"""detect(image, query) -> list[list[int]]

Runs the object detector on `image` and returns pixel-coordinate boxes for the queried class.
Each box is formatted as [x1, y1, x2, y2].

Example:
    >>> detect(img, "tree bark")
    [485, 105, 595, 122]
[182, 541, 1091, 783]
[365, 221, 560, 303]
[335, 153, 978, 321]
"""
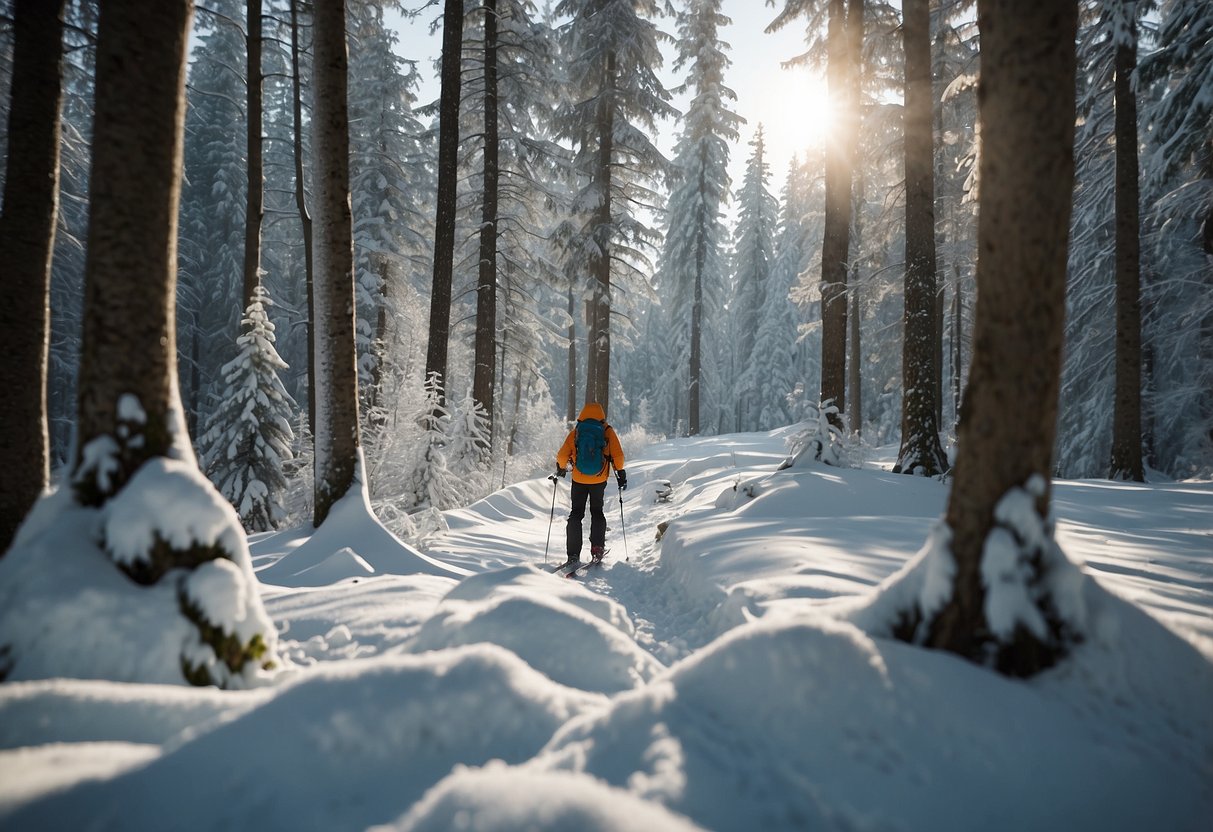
[473, 0, 499, 447]
[819, 0, 862, 425]
[689, 163, 707, 437]
[1109, 9, 1143, 482]
[289, 0, 315, 438]
[425, 0, 464, 409]
[928, 0, 1078, 676]
[0, 0, 64, 551]
[242, 0, 264, 315]
[567, 284, 577, 422]
[895, 0, 947, 476]
[311, 0, 361, 527]
[74, 0, 195, 504]
[585, 49, 616, 414]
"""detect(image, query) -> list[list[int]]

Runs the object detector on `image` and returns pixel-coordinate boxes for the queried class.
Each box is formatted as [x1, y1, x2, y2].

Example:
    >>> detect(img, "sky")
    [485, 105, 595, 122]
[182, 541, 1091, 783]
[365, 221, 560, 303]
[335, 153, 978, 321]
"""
[2, 427, 1211, 829]
[390, 1, 832, 205]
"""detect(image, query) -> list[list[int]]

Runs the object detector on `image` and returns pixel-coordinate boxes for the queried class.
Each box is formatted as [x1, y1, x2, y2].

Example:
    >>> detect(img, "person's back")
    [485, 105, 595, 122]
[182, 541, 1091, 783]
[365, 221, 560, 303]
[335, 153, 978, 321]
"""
[555, 402, 627, 564]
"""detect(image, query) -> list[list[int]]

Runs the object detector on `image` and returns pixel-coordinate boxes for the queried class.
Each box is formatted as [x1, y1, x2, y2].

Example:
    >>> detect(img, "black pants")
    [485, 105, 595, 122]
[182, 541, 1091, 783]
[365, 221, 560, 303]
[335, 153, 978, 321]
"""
[566, 479, 607, 559]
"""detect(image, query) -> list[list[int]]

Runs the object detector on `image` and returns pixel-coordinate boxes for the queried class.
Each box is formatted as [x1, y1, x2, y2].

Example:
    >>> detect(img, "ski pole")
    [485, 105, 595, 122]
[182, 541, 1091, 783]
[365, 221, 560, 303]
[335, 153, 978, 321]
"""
[617, 483, 629, 562]
[544, 474, 558, 565]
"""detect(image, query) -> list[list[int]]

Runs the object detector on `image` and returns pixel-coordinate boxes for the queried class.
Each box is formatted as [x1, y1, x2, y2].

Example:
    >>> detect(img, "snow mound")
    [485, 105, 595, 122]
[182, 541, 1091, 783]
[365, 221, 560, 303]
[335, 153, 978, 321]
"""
[0, 499, 193, 684]
[5, 646, 606, 832]
[257, 477, 468, 585]
[443, 565, 636, 636]
[539, 614, 1213, 831]
[0, 678, 269, 749]
[407, 589, 663, 694]
[378, 762, 706, 831]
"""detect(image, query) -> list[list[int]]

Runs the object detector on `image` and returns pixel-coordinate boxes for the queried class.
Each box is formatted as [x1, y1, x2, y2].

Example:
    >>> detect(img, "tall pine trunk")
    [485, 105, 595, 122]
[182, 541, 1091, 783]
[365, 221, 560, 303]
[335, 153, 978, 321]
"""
[1109, 8, 1143, 481]
[0, 0, 64, 551]
[894, 0, 947, 476]
[473, 0, 499, 447]
[585, 50, 616, 413]
[74, 0, 195, 503]
[567, 284, 577, 423]
[242, 0, 264, 314]
[425, 0, 464, 409]
[311, 0, 361, 527]
[689, 175, 705, 437]
[290, 0, 315, 437]
[927, 0, 1078, 676]
[820, 0, 862, 425]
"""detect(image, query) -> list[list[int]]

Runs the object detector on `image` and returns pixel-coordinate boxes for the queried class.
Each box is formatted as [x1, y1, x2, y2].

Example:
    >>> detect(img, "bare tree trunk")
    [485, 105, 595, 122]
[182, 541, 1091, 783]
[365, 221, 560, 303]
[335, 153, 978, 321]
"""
[586, 49, 616, 413]
[287, 0, 316, 437]
[1109, 9, 1143, 482]
[928, 0, 1078, 676]
[848, 170, 865, 436]
[567, 284, 577, 422]
[951, 263, 963, 427]
[820, 0, 862, 425]
[311, 0, 361, 527]
[895, 0, 947, 476]
[0, 0, 64, 551]
[425, 0, 464, 409]
[289, 0, 315, 438]
[74, 0, 195, 505]
[242, 0, 264, 314]
[473, 0, 499, 447]
[689, 168, 706, 436]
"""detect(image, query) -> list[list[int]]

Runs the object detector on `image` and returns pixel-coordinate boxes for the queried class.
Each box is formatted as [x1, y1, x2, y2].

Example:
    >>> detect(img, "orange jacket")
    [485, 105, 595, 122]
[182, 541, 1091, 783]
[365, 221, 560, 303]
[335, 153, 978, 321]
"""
[557, 402, 626, 484]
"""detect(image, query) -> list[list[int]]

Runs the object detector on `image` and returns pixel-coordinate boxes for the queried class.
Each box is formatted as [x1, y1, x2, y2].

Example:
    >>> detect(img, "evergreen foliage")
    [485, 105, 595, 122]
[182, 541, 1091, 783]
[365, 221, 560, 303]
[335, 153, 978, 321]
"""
[200, 288, 297, 532]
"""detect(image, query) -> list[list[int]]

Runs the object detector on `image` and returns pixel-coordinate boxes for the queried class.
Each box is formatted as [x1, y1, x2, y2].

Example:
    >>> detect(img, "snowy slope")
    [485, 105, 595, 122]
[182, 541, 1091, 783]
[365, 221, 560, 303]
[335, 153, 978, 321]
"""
[1, 430, 1210, 830]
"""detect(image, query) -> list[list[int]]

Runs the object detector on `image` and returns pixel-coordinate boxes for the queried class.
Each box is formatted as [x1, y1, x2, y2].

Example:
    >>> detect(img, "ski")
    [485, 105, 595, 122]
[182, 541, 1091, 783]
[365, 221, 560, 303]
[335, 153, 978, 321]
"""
[569, 549, 609, 578]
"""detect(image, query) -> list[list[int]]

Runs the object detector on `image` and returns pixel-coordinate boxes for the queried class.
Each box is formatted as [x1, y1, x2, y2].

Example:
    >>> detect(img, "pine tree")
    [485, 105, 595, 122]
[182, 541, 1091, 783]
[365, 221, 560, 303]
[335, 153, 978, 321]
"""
[554, 0, 675, 411]
[72, 0, 278, 687]
[200, 288, 296, 532]
[425, 0, 465, 409]
[658, 0, 741, 436]
[311, 0, 363, 526]
[347, 1, 429, 414]
[923, 0, 1080, 676]
[179, 0, 248, 432]
[893, 0, 947, 476]
[1137, 0, 1213, 477]
[729, 127, 779, 432]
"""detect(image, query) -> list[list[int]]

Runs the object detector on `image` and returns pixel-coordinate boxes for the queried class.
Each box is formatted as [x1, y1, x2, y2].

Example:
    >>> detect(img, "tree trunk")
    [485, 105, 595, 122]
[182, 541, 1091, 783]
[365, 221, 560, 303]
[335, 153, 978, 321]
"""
[689, 232, 704, 437]
[311, 0, 361, 527]
[586, 49, 616, 413]
[473, 0, 499, 447]
[0, 0, 64, 551]
[1109, 10, 1143, 482]
[242, 0, 264, 315]
[894, 0, 947, 476]
[290, 0, 315, 438]
[425, 0, 464, 409]
[848, 170, 865, 436]
[928, 0, 1078, 676]
[819, 0, 862, 424]
[951, 263, 963, 427]
[567, 284, 577, 422]
[74, 0, 195, 505]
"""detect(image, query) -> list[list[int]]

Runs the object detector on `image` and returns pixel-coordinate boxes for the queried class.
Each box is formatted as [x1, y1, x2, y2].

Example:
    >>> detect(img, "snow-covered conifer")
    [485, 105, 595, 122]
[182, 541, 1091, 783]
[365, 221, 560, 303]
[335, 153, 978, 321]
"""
[200, 288, 297, 532]
[655, 0, 741, 436]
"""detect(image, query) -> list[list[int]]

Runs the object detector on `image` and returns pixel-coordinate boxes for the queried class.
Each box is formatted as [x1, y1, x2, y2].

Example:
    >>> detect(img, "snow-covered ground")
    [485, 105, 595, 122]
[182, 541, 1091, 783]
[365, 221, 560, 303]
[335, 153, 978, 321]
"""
[1, 429, 1211, 830]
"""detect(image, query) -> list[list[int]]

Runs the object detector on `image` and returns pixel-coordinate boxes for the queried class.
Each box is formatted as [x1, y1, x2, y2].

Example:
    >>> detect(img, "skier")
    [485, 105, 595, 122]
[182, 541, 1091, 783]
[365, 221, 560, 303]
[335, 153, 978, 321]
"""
[555, 402, 627, 568]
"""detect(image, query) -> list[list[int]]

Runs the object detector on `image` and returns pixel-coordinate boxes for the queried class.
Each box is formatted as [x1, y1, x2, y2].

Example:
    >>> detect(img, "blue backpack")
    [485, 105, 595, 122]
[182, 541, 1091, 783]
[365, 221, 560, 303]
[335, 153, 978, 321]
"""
[574, 419, 607, 476]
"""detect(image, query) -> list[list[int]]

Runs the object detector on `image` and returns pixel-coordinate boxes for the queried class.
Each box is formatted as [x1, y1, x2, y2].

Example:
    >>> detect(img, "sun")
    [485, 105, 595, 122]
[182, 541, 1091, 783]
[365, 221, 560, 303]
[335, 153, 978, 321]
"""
[752, 64, 835, 161]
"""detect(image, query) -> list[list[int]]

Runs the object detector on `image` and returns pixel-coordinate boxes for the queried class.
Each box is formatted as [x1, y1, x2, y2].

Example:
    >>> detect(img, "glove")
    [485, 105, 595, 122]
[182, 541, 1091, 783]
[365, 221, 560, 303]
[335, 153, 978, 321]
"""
[556, 466, 567, 478]
[616, 470, 627, 491]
